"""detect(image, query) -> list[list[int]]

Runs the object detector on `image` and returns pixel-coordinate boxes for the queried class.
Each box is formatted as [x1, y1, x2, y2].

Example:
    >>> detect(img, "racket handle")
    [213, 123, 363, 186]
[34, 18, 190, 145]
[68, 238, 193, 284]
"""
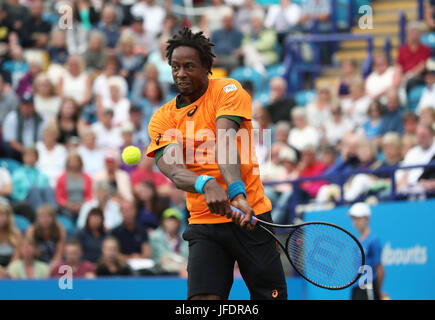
[230, 205, 258, 226]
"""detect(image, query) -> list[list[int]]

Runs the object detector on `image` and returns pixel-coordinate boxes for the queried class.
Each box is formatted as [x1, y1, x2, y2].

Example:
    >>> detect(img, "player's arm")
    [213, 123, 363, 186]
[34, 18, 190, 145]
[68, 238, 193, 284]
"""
[156, 143, 232, 217]
[215, 117, 254, 229]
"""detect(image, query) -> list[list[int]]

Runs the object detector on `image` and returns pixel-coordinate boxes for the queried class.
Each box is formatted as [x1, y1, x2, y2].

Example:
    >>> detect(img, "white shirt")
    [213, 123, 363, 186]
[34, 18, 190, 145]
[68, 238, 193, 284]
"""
[61, 72, 88, 104]
[76, 199, 123, 231]
[365, 67, 395, 98]
[288, 126, 320, 151]
[398, 140, 435, 186]
[91, 122, 123, 150]
[416, 83, 435, 114]
[130, 2, 166, 35]
[102, 97, 131, 127]
[341, 95, 372, 128]
[77, 145, 105, 176]
[265, 3, 301, 32]
[324, 119, 354, 146]
[306, 102, 332, 129]
[92, 74, 128, 102]
[34, 95, 62, 121]
[36, 141, 68, 188]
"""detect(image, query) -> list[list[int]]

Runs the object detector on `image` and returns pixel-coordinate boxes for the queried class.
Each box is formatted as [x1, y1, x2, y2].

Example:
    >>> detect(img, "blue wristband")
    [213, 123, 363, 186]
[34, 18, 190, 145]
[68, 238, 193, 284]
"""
[195, 175, 215, 194]
[227, 181, 247, 201]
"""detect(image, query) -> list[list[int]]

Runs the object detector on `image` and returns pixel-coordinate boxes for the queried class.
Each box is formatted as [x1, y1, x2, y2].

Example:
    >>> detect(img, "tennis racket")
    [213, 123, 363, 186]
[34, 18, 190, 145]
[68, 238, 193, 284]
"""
[230, 206, 365, 290]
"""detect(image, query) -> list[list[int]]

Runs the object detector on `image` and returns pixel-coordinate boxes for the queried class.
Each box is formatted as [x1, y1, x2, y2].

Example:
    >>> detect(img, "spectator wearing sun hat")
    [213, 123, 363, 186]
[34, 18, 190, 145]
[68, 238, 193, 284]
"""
[348, 202, 385, 300]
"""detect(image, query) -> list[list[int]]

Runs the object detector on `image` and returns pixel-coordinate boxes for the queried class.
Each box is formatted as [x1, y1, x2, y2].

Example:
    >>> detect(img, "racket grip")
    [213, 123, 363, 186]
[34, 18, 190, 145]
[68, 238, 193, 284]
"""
[230, 205, 258, 226]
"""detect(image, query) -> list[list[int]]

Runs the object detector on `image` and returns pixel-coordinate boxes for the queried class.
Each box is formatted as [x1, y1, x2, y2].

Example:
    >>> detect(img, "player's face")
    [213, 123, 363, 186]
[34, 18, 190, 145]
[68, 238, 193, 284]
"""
[171, 46, 209, 98]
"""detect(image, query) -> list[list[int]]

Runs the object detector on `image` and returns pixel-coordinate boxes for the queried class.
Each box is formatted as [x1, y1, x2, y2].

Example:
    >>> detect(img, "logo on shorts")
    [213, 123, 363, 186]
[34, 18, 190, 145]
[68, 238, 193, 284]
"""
[187, 105, 198, 117]
[272, 290, 278, 298]
[155, 133, 162, 146]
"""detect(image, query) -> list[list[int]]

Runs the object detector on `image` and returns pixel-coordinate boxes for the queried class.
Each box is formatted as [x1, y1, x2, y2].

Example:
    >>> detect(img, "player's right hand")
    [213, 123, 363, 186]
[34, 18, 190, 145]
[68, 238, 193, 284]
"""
[203, 179, 232, 217]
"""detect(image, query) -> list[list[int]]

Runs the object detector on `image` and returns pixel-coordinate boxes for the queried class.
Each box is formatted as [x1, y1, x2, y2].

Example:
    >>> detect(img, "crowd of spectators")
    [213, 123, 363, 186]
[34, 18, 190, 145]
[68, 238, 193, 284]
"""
[0, 0, 434, 279]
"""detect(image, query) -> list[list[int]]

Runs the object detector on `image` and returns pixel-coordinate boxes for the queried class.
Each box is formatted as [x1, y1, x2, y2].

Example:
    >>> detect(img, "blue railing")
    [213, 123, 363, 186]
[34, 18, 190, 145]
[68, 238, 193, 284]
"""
[263, 162, 435, 223]
[284, 33, 374, 93]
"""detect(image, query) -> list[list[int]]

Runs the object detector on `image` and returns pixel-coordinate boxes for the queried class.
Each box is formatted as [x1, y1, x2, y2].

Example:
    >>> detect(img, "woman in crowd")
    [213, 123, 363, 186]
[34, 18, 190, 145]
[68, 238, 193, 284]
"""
[74, 207, 107, 263]
[33, 73, 61, 121]
[49, 98, 86, 145]
[306, 85, 334, 129]
[26, 204, 66, 268]
[57, 54, 92, 109]
[7, 237, 50, 279]
[0, 204, 22, 277]
[36, 124, 68, 188]
[55, 152, 93, 222]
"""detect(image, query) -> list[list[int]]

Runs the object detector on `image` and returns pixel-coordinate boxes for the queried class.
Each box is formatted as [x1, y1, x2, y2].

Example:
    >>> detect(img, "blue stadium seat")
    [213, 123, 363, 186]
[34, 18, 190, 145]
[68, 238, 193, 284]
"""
[407, 85, 426, 111]
[420, 33, 435, 49]
[265, 63, 285, 84]
[294, 89, 316, 106]
[254, 88, 271, 106]
[0, 158, 22, 174]
[14, 214, 31, 234]
[57, 215, 75, 237]
[256, 0, 279, 5]
[229, 67, 264, 92]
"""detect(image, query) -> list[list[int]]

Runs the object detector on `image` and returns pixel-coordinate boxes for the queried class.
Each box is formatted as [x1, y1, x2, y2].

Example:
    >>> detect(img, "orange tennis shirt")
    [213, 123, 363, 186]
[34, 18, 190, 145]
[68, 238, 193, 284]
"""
[146, 78, 272, 224]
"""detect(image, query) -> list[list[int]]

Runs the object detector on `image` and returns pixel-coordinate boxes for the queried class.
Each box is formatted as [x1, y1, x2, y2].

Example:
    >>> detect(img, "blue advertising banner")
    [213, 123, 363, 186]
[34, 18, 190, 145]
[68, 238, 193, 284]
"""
[304, 199, 435, 300]
[0, 277, 304, 300]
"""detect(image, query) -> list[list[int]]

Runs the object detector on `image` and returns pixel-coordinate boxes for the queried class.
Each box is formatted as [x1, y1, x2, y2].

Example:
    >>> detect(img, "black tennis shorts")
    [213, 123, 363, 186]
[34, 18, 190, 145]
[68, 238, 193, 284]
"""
[182, 212, 288, 300]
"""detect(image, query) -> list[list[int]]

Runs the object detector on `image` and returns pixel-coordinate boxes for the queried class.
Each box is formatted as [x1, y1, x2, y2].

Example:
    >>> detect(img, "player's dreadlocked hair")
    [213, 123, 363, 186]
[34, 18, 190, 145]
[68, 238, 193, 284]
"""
[166, 27, 216, 75]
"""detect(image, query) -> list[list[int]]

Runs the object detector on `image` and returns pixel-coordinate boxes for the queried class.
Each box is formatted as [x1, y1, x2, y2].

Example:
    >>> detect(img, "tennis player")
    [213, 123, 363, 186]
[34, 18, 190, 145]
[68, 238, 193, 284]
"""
[146, 27, 287, 300]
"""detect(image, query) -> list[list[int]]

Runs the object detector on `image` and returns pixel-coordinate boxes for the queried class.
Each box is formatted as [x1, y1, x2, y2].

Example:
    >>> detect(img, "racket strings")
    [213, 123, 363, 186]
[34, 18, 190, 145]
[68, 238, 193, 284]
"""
[286, 224, 363, 289]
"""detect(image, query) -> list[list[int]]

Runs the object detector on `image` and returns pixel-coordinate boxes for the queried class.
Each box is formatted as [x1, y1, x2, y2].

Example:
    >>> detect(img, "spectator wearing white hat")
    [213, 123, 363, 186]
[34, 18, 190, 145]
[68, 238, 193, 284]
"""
[348, 202, 385, 300]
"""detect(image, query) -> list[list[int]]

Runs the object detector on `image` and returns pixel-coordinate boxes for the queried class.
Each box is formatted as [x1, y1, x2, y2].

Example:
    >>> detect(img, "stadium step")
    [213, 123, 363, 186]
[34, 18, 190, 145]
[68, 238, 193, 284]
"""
[334, 48, 398, 63]
[339, 37, 400, 50]
[371, 0, 417, 12]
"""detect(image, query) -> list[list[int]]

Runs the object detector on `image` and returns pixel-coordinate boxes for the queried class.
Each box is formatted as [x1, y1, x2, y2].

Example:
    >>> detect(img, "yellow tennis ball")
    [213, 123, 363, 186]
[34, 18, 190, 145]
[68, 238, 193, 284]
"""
[122, 146, 141, 165]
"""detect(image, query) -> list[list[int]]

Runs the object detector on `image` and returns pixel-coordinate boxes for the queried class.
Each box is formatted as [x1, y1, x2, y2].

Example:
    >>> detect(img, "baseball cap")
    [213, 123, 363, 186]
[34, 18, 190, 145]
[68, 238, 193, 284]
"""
[347, 202, 371, 218]
[162, 208, 181, 220]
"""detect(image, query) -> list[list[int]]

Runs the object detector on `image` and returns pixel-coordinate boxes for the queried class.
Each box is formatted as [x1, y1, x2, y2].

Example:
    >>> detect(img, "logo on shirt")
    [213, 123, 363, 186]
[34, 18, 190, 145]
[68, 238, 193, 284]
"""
[223, 84, 237, 93]
[187, 105, 198, 117]
[155, 133, 162, 146]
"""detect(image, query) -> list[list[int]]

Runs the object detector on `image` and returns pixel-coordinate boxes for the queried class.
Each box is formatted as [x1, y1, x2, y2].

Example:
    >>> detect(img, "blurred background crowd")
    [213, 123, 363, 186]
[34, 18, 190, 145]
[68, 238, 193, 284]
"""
[0, 0, 434, 280]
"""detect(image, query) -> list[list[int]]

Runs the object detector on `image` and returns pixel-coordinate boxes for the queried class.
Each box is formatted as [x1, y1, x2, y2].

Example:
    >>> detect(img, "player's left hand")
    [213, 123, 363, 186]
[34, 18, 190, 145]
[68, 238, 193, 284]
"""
[231, 194, 255, 231]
